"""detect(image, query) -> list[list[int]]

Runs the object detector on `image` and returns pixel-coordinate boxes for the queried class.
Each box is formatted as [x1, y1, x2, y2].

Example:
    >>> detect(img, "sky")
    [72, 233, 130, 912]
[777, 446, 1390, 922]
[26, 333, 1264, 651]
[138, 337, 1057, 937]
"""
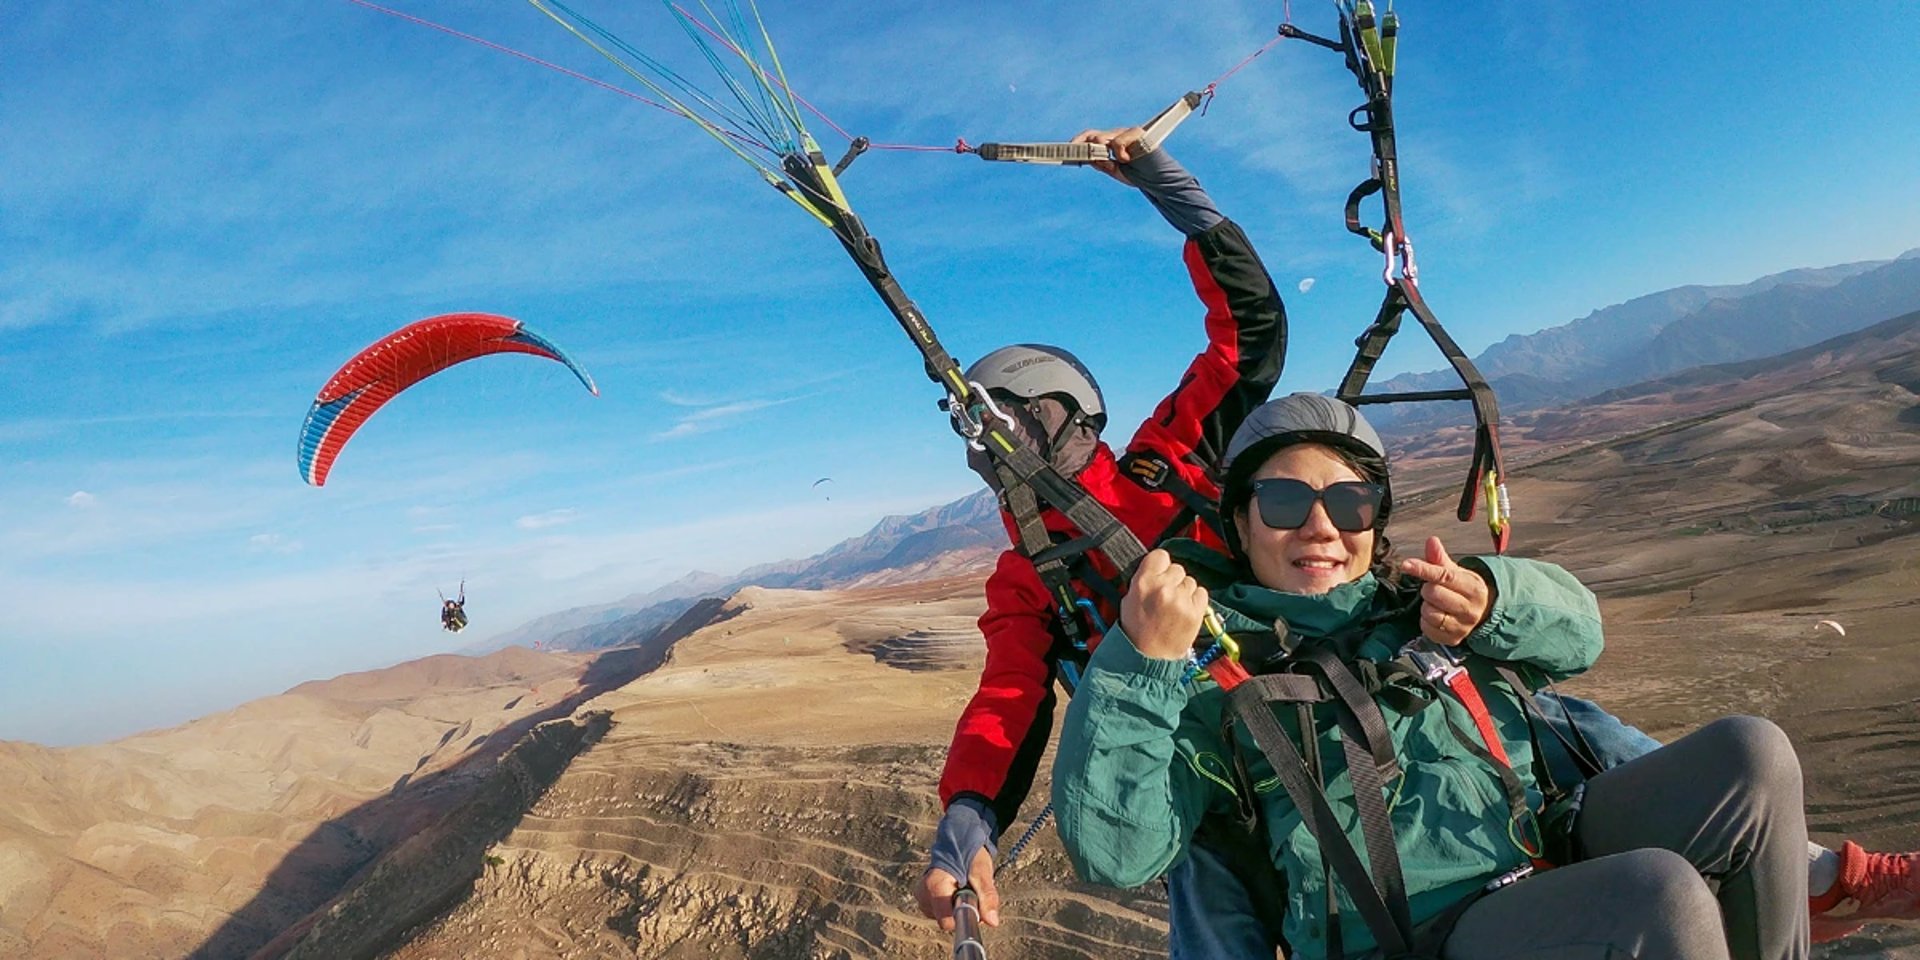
[3, 1, 1917, 746]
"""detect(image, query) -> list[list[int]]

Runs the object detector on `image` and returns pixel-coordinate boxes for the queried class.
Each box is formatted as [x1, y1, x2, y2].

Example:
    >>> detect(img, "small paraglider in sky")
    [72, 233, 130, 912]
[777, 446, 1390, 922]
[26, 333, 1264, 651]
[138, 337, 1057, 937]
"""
[440, 581, 468, 633]
[1298, 277, 1317, 293]
[813, 477, 833, 501]
[1815, 619, 1847, 637]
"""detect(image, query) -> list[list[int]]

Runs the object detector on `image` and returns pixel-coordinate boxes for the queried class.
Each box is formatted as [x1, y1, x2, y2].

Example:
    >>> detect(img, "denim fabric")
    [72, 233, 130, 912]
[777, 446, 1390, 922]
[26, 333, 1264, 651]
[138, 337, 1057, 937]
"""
[1168, 839, 1277, 959]
[1532, 692, 1663, 787]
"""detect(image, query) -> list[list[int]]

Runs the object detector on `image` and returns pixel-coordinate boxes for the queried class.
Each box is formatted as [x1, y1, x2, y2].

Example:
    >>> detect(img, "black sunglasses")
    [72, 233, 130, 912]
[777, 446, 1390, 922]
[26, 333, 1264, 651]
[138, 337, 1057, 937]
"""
[1249, 478, 1385, 532]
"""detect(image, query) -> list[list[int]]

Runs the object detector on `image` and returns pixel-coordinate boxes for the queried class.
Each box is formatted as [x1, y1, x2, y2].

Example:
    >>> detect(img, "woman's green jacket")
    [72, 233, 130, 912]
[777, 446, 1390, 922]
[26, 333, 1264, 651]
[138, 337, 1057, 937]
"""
[1051, 540, 1604, 960]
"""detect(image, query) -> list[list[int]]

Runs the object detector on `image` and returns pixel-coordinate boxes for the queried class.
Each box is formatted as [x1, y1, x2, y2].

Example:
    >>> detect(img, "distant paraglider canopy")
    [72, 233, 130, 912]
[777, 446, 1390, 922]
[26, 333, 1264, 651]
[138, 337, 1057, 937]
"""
[813, 477, 833, 500]
[1816, 619, 1847, 637]
[298, 313, 598, 486]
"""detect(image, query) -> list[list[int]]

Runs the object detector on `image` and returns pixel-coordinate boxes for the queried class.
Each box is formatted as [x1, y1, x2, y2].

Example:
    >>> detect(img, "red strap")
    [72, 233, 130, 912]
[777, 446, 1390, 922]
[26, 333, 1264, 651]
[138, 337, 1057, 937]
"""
[1442, 669, 1513, 769]
[1206, 658, 1252, 692]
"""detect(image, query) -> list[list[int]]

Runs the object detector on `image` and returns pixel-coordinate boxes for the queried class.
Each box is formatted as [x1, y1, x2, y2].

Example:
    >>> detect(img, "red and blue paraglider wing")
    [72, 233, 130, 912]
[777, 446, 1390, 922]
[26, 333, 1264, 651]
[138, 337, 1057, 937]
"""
[299, 312, 597, 486]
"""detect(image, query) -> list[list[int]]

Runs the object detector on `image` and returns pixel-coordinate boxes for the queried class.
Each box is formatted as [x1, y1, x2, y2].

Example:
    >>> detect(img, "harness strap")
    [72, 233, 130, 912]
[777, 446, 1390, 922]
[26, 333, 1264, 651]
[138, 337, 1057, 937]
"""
[1439, 663, 1513, 770]
[1496, 665, 1607, 783]
[1002, 480, 1093, 654]
[1226, 680, 1414, 956]
[1399, 641, 1548, 860]
[1298, 647, 1416, 946]
[1279, 9, 1514, 555]
[1299, 646, 1400, 780]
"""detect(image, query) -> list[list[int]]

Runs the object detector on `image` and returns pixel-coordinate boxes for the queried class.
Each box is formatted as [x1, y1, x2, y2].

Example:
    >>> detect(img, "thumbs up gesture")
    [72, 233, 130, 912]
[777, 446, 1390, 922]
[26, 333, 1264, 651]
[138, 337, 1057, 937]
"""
[1398, 536, 1492, 647]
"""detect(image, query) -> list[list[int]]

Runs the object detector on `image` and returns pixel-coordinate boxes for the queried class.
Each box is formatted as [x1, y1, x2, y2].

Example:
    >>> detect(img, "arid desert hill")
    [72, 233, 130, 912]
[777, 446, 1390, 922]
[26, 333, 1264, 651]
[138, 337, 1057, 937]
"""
[0, 640, 683, 959]
[1, 321, 1917, 958]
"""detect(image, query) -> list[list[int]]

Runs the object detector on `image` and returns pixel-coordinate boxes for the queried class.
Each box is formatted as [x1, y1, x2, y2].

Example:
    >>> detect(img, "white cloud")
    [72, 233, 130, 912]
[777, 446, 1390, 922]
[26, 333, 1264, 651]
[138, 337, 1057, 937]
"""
[65, 491, 96, 508]
[246, 532, 304, 554]
[658, 389, 709, 407]
[515, 509, 579, 531]
[653, 398, 791, 440]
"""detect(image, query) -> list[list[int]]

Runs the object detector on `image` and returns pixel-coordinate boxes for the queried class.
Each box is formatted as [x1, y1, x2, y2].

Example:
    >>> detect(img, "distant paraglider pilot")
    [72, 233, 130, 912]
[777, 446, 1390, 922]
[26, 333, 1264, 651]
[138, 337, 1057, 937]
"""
[440, 582, 468, 633]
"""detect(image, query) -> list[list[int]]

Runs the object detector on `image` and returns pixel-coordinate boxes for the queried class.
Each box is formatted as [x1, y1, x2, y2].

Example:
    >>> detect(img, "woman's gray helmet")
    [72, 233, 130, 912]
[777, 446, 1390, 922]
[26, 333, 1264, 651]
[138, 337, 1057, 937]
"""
[960, 344, 1106, 488]
[1218, 393, 1392, 557]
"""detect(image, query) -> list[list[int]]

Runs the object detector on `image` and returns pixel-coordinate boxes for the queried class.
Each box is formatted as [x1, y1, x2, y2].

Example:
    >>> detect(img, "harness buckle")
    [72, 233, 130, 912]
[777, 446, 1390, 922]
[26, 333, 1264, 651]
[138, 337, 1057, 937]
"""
[1483, 862, 1534, 893]
[1401, 636, 1464, 684]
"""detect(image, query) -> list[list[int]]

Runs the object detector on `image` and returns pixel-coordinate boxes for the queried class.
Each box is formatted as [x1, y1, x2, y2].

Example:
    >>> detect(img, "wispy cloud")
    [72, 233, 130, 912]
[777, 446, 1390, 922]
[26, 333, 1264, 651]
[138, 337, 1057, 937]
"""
[515, 508, 579, 530]
[653, 397, 794, 440]
[0, 409, 282, 445]
[247, 532, 303, 555]
[65, 491, 96, 509]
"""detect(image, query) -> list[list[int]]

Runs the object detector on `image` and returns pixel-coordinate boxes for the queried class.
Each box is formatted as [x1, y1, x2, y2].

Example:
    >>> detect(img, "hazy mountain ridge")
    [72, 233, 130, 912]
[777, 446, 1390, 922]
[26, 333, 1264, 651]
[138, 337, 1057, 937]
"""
[475, 570, 734, 653]
[1613, 255, 1920, 385]
[1366, 250, 1917, 430]
[478, 488, 1001, 654]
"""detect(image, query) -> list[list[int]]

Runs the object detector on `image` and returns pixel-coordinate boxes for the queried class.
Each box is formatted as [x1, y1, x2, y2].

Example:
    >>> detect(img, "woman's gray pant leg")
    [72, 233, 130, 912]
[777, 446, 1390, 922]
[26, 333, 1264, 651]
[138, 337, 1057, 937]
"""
[1574, 716, 1810, 960]
[1443, 848, 1730, 959]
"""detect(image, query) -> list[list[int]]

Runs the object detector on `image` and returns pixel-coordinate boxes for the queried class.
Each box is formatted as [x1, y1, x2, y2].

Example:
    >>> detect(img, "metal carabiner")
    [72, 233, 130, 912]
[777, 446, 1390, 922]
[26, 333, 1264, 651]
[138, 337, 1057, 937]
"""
[945, 380, 1016, 452]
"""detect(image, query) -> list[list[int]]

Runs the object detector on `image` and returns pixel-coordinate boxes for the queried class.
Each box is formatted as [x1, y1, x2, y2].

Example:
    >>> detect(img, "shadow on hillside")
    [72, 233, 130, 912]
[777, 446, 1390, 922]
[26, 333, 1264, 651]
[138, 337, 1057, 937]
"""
[187, 640, 676, 960]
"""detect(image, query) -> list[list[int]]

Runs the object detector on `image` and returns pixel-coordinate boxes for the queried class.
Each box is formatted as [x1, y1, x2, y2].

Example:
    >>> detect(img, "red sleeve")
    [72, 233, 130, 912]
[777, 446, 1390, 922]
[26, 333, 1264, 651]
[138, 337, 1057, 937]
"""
[935, 223, 1283, 829]
[936, 548, 1062, 828]
[1125, 219, 1287, 480]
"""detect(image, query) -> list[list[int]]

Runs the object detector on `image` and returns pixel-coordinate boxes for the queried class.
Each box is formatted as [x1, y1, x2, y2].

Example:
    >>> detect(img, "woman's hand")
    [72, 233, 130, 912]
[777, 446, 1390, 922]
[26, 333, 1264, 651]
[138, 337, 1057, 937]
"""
[1119, 549, 1209, 660]
[1399, 536, 1492, 647]
[1071, 125, 1149, 185]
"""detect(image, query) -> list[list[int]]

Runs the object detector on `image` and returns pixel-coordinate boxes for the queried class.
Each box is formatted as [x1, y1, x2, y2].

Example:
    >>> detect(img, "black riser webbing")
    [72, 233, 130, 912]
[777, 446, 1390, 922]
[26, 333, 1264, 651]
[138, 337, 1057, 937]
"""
[1228, 679, 1414, 956]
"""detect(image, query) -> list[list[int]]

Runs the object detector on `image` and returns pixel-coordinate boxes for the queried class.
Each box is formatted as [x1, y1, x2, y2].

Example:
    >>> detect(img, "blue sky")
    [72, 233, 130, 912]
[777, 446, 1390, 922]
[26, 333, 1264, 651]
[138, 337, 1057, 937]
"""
[3, 1, 1916, 745]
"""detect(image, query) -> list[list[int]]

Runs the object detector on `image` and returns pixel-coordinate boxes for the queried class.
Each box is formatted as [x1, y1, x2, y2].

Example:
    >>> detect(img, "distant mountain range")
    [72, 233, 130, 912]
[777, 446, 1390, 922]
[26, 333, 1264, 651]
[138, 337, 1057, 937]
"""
[1364, 248, 1920, 430]
[469, 489, 1004, 654]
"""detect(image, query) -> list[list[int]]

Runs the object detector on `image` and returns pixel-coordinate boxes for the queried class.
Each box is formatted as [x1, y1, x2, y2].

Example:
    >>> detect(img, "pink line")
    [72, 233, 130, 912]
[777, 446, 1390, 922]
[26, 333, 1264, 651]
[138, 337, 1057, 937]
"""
[1208, 33, 1286, 91]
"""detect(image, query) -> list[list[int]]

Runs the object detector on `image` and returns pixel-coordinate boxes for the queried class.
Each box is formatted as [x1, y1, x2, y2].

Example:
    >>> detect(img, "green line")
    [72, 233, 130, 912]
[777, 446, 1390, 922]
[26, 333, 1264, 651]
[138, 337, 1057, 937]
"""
[525, 0, 782, 181]
[743, 0, 807, 135]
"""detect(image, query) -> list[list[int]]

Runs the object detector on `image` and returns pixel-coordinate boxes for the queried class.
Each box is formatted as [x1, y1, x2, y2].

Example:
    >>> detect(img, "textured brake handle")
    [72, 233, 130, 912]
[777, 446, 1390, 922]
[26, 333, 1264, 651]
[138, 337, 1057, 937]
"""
[973, 141, 1111, 164]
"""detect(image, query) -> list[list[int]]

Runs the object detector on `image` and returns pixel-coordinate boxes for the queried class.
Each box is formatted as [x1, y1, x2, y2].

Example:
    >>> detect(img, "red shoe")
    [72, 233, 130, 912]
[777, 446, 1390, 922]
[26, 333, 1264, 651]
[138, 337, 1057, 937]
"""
[1810, 841, 1920, 943]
